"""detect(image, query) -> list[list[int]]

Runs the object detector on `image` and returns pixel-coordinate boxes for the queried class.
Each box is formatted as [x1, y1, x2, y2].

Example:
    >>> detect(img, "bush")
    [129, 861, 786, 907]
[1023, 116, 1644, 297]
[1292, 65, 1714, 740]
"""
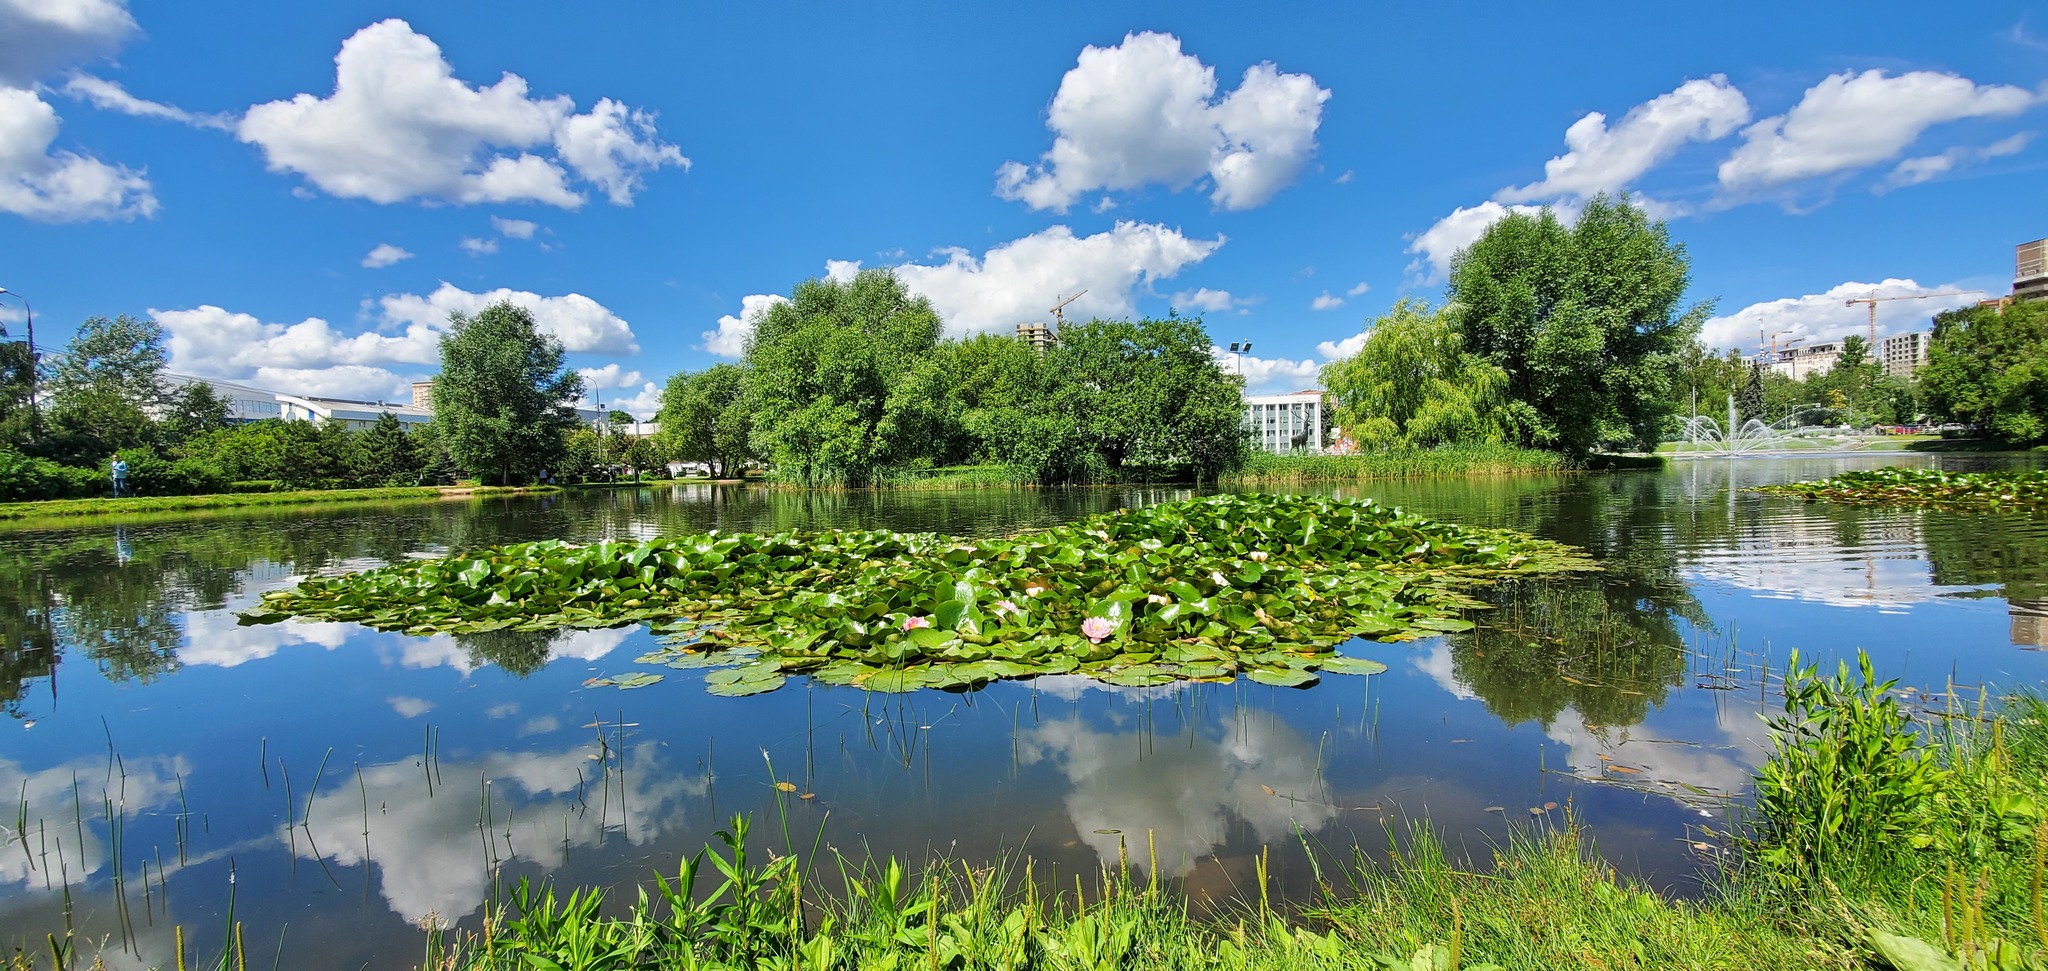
[229, 480, 284, 493]
[0, 448, 100, 500]
[119, 451, 230, 496]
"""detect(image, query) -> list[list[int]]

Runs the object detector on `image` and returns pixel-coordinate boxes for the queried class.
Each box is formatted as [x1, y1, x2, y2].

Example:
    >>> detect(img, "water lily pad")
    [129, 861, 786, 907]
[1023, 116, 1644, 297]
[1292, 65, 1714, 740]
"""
[1319, 656, 1390, 676]
[1247, 667, 1318, 688]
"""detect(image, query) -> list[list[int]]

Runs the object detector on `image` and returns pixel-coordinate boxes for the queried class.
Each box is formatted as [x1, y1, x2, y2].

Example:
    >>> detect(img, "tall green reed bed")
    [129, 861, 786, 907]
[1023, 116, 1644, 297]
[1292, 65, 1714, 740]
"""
[1221, 446, 1572, 485]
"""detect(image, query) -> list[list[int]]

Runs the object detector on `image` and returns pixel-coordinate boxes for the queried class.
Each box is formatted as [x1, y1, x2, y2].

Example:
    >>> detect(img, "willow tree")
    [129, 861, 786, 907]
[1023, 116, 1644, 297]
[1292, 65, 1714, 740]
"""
[742, 269, 942, 487]
[431, 302, 583, 485]
[1320, 299, 1530, 449]
[1449, 194, 1707, 454]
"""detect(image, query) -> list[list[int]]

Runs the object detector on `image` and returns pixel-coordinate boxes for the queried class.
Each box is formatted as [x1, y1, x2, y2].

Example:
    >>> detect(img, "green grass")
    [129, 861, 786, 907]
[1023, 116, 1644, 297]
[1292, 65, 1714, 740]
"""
[1222, 445, 1575, 485]
[0, 483, 557, 524]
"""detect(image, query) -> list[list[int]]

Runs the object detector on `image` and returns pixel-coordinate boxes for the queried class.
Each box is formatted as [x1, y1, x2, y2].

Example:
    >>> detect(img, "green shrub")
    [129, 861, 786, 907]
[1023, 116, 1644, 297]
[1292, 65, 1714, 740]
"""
[228, 479, 284, 493]
[0, 448, 96, 500]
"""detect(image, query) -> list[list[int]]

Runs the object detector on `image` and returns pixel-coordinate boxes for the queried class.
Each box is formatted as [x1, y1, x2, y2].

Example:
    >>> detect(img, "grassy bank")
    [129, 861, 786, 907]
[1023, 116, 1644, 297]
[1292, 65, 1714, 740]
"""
[0, 483, 557, 524]
[1222, 445, 1578, 485]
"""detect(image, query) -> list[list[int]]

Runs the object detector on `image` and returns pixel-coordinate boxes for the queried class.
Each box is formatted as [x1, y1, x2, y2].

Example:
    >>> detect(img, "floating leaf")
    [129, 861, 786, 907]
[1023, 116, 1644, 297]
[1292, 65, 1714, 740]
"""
[241, 493, 1593, 697]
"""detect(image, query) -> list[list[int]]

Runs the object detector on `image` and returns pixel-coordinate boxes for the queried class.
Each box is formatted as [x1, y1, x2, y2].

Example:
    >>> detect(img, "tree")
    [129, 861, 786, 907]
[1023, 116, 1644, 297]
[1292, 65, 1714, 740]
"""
[44, 314, 169, 463]
[1449, 195, 1708, 453]
[1016, 315, 1245, 483]
[432, 302, 584, 484]
[158, 381, 233, 446]
[657, 364, 755, 477]
[350, 413, 419, 486]
[1920, 301, 2048, 443]
[743, 269, 943, 486]
[1320, 299, 1530, 449]
[0, 340, 33, 447]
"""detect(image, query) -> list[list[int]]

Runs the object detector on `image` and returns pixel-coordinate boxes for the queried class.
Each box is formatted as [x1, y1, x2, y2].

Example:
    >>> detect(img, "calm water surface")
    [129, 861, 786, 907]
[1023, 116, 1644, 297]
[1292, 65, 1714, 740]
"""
[3, 455, 2046, 968]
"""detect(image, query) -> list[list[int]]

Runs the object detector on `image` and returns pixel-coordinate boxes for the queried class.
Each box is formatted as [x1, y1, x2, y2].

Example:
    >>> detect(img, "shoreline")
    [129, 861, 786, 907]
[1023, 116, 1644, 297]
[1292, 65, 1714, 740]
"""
[0, 483, 560, 525]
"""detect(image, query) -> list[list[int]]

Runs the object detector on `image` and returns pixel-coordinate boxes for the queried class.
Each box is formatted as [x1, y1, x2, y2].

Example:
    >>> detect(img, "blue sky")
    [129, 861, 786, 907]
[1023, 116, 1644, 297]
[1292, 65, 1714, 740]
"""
[2, 1, 2043, 415]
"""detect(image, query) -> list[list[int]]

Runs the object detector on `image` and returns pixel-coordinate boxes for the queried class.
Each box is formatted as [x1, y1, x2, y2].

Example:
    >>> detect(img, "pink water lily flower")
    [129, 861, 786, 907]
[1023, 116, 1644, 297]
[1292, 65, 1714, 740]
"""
[1081, 617, 1116, 643]
[902, 616, 931, 631]
[994, 599, 1020, 615]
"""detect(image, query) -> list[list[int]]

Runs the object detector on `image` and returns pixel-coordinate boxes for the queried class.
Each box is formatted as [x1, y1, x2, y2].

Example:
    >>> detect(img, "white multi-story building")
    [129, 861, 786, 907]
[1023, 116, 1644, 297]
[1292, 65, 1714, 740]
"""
[1769, 342, 1841, 380]
[1244, 390, 1325, 454]
[1879, 331, 1930, 378]
[161, 373, 284, 423]
[160, 373, 433, 429]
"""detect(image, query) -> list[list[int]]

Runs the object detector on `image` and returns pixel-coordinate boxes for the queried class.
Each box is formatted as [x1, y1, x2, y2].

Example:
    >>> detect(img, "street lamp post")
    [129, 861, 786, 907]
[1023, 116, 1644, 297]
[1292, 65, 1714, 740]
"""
[1226, 340, 1253, 376]
[0, 287, 38, 438]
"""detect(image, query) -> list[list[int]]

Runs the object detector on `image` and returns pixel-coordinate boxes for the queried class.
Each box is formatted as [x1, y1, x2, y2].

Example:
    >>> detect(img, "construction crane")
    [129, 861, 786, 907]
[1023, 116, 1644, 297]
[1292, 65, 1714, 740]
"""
[1050, 290, 1088, 328]
[1844, 290, 1984, 345]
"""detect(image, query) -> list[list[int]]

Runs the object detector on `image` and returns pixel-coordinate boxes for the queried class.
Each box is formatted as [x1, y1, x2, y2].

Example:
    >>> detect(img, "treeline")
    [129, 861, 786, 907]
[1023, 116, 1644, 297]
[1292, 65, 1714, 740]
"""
[656, 268, 1244, 487]
[0, 306, 651, 501]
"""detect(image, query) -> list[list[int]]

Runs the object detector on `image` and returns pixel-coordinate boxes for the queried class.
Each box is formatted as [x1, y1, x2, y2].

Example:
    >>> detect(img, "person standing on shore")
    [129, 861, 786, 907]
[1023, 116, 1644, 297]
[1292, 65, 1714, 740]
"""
[110, 453, 129, 498]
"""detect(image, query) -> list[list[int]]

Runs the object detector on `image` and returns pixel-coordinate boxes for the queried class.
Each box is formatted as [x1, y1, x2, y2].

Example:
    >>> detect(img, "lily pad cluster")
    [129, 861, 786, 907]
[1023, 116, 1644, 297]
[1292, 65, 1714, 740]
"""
[1755, 467, 2048, 510]
[241, 492, 1593, 694]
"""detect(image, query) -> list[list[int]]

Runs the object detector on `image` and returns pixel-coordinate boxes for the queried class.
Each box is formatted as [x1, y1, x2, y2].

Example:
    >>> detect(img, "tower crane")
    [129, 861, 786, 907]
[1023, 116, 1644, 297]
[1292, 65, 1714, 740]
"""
[1844, 290, 1984, 345]
[1050, 290, 1088, 328]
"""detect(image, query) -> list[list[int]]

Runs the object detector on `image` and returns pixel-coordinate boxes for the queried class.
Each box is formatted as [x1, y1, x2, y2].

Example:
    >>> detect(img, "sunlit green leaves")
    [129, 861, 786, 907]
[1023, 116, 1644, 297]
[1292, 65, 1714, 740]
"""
[244, 493, 1593, 695]
[1756, 467, 2048, 510]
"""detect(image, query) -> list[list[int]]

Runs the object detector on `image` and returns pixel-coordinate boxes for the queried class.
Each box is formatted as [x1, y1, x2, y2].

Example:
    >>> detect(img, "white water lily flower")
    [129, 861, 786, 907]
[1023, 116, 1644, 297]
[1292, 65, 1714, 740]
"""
[1210, 570, 1230, 587]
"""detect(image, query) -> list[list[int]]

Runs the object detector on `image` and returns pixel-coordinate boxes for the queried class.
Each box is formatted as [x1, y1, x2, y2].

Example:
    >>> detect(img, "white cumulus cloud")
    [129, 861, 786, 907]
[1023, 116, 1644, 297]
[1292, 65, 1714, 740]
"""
[1310, 291, 1343, 311]
[996, 31, 1329, 212]
[701, 292, 790, 358]
[1315, 331, 1369, 359]
[575, 363, 643, 389]
[459, 236, 498, 256]
[0, 85, 156, 222]
[0, 0, 135, 86]
[236, 19, 686, 208]
[1169, 287, 1236, 313]
[894, 221, 1226, 335]
[1345, 281, 1370, 297]
[379, 283, 639, 355]
[1404, 201, 1553, 284]
[361, 243, 413, 268]
[1497, 76, 1750, 203]
[1698, 278, 1981, 351]
[490, 215, 537, 239]
[1217, 346, 1321, 393]
[1718, 69, 2037, 194]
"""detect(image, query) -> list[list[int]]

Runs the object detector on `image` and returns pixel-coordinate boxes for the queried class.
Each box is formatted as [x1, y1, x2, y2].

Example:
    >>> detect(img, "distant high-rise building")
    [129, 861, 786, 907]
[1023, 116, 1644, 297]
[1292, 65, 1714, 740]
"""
[1015, 321, 1056, 351]
[2017, 238, 2048, 303]
[412, 380, 435, 410]
[1879, 331, 1930, 378]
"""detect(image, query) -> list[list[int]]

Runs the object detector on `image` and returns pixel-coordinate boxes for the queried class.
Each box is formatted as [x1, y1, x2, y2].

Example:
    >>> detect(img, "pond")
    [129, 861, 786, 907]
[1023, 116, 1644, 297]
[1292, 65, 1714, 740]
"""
[3, 454, 2046, 969]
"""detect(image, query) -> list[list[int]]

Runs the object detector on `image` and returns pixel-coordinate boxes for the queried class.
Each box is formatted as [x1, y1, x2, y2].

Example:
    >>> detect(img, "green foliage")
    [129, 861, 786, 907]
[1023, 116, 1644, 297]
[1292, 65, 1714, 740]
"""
[1322, 300, 1530, 448]
[245, 493, 1591, 693]
[1922, 301, 2048, 444]
[349, 413, 420, 487]
[1005, 315, 1246, 484]
[1752, 650, 1949, 876]
[744, 269, 943, 487]
[1756, 466, 2048, 510]
[1450, 195, 1707, 453]
[156, 381, 233, 446]
[658, 363, 755, 477]
[0, 447, 101, 500]
[1223, 445, 1570, 484]
[432, 301, 584, 485]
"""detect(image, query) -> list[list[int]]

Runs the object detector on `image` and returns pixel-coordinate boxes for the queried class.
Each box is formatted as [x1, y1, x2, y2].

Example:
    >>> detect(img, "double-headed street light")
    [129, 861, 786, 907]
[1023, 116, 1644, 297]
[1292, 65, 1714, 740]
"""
[1226, 340, 1253, 376]
[0, 286, 38, 436]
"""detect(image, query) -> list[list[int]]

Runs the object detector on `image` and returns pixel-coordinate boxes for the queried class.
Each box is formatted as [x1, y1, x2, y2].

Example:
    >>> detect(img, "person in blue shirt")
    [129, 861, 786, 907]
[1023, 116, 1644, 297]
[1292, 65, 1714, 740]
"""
[110, 454, 129, 497]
